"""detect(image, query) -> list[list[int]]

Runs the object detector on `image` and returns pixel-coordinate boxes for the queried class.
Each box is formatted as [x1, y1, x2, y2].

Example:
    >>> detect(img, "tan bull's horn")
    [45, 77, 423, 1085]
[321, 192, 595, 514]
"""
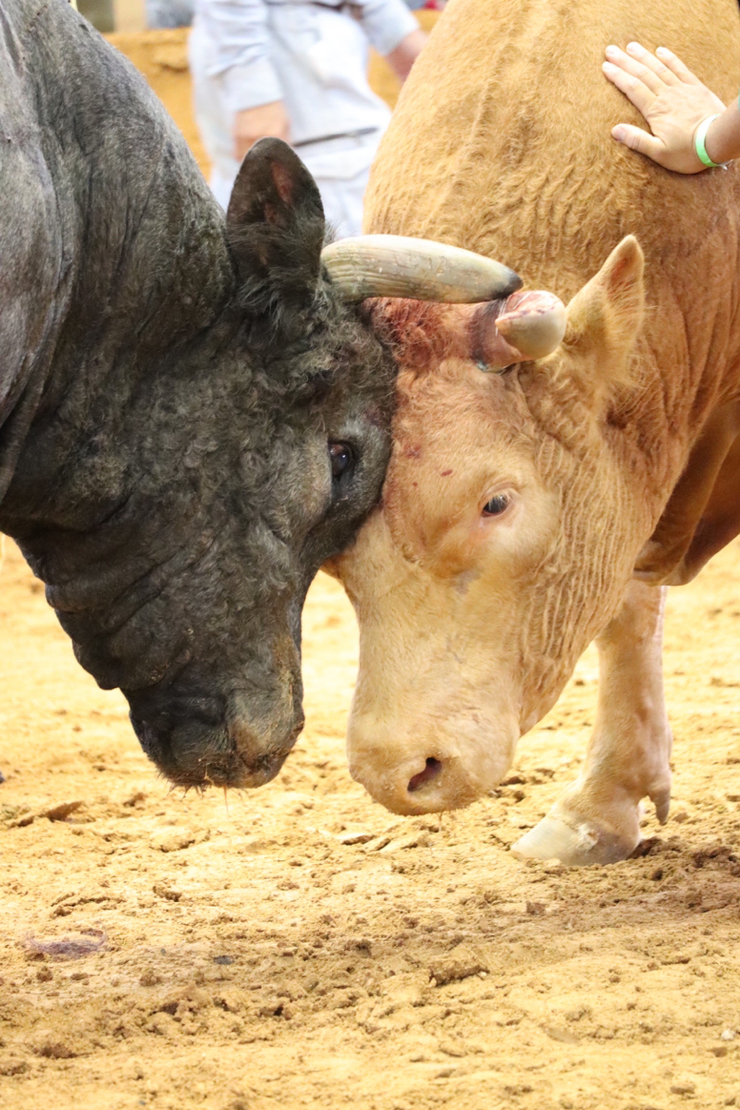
[494, 291, 567, 361]
[320, 235, 523, 303]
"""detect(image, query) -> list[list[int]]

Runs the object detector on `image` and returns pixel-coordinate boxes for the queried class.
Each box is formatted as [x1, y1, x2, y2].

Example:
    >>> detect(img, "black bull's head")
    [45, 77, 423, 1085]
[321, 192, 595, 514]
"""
[3, 139, 535, 790]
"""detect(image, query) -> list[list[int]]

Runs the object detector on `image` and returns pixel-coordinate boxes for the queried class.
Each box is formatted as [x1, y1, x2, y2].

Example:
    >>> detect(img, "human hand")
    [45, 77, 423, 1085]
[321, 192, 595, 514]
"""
[233, 101, 290, 162]
[602, 42, 726, 173]
[385, 28, 427, 82]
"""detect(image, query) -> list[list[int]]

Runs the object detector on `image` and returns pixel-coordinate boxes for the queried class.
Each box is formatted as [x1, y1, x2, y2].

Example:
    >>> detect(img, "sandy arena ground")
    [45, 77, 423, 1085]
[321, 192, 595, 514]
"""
[2, 20, 739, 1108]
[1, 534, 740, 1110]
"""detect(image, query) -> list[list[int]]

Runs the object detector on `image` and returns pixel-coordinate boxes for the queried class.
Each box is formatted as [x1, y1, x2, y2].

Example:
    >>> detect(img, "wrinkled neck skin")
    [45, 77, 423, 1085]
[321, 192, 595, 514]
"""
[0, 0, 234, 493]
[0, 0, 236, 676]
[0, 0, 232, 494]
[340, 0, 740, 813]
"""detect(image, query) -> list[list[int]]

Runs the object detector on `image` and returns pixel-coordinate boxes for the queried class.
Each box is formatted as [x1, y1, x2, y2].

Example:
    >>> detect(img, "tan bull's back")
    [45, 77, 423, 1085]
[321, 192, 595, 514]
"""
[365, 0, 740, 309]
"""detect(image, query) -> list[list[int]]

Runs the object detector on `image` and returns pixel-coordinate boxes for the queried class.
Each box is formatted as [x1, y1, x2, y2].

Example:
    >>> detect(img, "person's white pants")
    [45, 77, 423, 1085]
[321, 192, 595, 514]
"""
[188, 21, 384, 238]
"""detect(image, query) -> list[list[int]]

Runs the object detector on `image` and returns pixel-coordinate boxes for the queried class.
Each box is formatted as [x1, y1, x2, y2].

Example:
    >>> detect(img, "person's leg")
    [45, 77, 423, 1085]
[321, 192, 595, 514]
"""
[187, 21, 241, 209]
[312, 172, 367, 239]
[301, 132, 382, 238]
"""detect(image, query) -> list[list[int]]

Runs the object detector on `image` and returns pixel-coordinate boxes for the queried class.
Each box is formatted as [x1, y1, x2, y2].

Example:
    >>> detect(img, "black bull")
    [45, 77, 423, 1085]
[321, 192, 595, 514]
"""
[0, 0, 397, 788]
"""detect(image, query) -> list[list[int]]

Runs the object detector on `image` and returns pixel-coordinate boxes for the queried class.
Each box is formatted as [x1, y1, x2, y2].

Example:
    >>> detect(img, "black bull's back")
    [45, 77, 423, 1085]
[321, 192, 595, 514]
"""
[0, 0, 396, 787]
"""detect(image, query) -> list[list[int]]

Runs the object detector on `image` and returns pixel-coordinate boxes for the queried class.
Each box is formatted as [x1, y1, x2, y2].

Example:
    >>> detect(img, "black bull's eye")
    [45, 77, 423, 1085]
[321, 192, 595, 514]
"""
[329, 442, 353, 480]
[483, 493, 509, 516]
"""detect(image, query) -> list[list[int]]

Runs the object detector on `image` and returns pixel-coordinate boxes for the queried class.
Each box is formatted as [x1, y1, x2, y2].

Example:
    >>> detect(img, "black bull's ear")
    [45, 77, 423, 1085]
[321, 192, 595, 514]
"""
[226, 137, 326, 315]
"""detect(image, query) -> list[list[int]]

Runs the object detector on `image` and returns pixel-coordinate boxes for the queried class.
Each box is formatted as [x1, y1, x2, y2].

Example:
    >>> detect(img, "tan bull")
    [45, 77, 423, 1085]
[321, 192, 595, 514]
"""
[330, 0, 740, 864]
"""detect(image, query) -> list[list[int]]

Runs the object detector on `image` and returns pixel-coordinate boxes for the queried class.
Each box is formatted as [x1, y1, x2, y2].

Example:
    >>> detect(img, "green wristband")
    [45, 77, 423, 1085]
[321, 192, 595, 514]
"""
[694, 113, 724, 168]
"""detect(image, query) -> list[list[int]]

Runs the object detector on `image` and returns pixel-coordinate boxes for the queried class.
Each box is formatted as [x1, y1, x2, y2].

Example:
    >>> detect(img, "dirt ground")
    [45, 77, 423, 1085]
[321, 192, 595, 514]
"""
[1, 532, 740, 1110]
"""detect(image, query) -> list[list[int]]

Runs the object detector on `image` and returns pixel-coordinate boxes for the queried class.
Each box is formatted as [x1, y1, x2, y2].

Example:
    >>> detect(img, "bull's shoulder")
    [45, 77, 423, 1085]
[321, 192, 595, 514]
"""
[0, 3, 67, 432]
[0, 0, 230, 495]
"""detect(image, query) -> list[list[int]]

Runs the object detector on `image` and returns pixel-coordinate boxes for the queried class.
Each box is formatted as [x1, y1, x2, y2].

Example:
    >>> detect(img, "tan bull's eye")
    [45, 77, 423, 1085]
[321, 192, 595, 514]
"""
[482, 494, 510, 516]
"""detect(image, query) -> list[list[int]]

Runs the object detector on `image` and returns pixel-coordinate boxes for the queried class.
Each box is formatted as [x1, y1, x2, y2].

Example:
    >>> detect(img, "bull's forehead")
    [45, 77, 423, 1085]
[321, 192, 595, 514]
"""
[394, 359, 531, 457]
[383, 360, 543, 554]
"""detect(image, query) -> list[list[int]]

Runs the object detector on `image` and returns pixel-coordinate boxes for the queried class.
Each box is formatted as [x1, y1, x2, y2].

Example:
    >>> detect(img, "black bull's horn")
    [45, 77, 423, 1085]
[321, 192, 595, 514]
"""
[320, 235, 566, 361]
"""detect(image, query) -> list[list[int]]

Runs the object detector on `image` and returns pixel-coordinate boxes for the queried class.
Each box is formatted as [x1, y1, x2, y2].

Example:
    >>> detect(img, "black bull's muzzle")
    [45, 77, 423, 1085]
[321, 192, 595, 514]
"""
[125, 641, 305, 788]
[127, 666, 303, 790]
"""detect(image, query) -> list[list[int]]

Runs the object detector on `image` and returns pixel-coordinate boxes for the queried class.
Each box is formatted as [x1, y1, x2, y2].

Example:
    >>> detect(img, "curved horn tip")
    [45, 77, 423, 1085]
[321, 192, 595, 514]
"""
[320, 235, 523, 303]
[501, 269, 524, 297]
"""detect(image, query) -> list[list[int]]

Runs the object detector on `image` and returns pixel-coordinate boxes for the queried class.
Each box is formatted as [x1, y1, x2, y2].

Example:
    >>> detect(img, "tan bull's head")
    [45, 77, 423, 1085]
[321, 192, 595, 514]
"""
[330, 236, 648, 815]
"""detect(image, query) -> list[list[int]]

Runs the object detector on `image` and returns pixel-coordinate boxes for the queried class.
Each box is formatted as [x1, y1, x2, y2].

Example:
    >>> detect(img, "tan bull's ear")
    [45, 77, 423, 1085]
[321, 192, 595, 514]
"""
[561, 235, 645, 393]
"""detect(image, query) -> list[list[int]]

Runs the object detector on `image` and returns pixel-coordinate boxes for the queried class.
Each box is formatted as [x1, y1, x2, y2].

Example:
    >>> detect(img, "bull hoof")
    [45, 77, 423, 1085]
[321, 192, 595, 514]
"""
[511, 811, 641, 867]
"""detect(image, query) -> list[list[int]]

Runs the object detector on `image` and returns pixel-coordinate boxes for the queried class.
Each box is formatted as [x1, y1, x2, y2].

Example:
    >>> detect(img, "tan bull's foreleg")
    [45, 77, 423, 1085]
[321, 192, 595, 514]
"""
[512, 580, 672, 866]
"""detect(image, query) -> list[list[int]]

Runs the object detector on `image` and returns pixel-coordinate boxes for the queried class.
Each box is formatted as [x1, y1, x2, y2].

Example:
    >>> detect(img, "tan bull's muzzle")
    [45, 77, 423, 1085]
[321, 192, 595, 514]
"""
[350, 752, 480, 816]
[347, 713, 519, 816]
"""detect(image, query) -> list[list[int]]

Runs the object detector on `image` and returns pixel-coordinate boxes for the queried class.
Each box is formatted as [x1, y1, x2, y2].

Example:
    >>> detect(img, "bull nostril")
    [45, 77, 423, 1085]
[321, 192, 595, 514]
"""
[408, 757, 443, 793]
